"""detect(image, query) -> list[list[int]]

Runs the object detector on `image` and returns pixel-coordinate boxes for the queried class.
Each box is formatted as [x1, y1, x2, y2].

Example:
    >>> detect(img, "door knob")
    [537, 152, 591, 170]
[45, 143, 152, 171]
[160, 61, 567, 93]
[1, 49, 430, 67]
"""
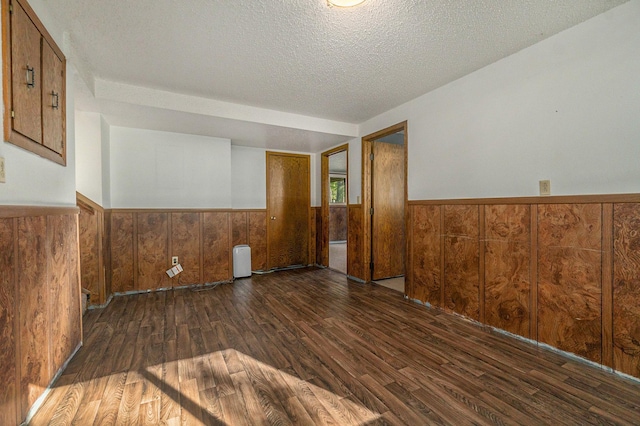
[271, 216, 276, 220]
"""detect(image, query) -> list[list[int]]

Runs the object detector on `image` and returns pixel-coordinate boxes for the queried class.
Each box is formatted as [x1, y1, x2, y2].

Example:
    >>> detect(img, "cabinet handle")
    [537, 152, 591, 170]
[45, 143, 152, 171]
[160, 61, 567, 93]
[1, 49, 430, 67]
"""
[26, 66, 35, 88]
[51, 91, 59, 109]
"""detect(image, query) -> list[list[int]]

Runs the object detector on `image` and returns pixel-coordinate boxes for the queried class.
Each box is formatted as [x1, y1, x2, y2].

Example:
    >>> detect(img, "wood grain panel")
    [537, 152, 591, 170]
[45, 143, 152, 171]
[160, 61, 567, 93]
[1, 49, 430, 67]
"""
[203, 212, 230, 282]
[485, 241, 530, 337]
[137, 213, 169, 290]
[171, 213, 201, 286]
[0, 209, 82, 425]
[329, 206, 347, 241]
[48, 215, 72, 377]
[601, 204, 613, 368]
[66, 214, 82, 355]
[530, 207, 538, 341]
[613, 203, 640, 377]
[248, 212, 267, 272]
[347, 205, 364, 280]
[18, 216, 49, 417]
[484, 205, 531, 338]
[485, 205, 530, 242]
[110, 213, 134, 293]
[310, 207, 317, 266]
[538, 204, 602, 363]
[537, 204, 601, 249]
[410, 205, 441, 307]
[79, 207, 100, 303]
[315, 207, 323, 266]
[104, 211, 112, 299]
[97, 210, 105, 304]
[231, 212, 248, 247]
[479, 207, 486, 323]
[0, 218, 17, 425]
[444, 205, 480, 320]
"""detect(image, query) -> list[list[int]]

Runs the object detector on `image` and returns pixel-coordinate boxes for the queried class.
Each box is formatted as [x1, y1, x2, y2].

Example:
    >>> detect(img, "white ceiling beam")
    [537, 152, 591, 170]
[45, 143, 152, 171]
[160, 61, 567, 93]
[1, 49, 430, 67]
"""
[94, 79, 359, 138]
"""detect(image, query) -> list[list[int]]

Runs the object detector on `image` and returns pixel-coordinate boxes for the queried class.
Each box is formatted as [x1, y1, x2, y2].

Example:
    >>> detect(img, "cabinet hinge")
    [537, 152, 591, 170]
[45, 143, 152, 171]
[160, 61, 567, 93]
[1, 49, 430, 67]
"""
[11, 110, 15, 118]
[370, 153, 374, 161]
[369, 207, 374, 215]
[9, 3, 13, 13]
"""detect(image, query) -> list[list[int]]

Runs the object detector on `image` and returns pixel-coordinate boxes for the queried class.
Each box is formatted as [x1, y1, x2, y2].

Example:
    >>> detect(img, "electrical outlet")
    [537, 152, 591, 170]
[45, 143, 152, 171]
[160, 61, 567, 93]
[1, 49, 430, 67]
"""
[539, 180, 551, 196]
[0, 157, 5, 183]
[172, 256, 179, 266]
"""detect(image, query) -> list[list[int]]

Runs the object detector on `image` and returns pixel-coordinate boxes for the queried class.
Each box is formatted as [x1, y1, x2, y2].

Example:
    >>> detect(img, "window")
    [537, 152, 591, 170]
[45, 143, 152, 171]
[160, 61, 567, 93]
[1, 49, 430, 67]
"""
[330, 175, 346, 204]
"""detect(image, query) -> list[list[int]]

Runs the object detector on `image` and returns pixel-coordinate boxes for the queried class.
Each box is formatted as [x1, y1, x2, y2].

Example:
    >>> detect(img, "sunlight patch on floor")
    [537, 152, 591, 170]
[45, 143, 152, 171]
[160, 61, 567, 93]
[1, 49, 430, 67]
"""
[373, 276, 405, 293]
[141, 349, 382, 425]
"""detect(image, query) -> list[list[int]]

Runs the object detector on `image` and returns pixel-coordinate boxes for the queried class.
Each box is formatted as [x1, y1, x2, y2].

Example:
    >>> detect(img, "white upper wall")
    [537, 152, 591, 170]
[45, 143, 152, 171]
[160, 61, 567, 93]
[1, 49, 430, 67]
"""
[110, 127, 232, 208]
[309, 152, 318, 207]
[0, 0, 76, 206]
[347, 138, 361, 204]
[75, 111, 103, 204]
[101, 115, 111, 208]
[360, 0, 640, 200]
[231, 145, 266, 209]
[230, 146, 317, 208]
[84, 122, 317, 210]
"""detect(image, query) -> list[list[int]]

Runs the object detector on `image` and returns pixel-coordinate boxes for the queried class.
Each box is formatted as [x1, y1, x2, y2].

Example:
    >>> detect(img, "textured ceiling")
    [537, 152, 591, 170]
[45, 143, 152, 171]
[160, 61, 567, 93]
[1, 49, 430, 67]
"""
[47, 0, 628, 149]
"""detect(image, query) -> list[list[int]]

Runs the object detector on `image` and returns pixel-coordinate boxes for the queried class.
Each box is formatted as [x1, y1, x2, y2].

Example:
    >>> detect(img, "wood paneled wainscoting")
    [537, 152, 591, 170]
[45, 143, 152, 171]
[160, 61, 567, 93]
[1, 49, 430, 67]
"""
[407, 194, 640, 379]
[109, 209, 268, 294]
[77, 193, 109, 305]
[0, 206, 83, 425]
[347, 204, 365, 280]
[77, 192, 322, 302]
[314, 206, 322, 265]
[329, 205, 347, 241]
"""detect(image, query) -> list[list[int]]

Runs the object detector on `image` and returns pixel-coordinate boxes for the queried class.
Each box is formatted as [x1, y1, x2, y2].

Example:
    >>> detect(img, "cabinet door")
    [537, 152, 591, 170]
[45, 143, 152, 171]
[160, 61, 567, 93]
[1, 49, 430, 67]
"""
[42, 39, 64, 155]
[11, 0, 42, 143]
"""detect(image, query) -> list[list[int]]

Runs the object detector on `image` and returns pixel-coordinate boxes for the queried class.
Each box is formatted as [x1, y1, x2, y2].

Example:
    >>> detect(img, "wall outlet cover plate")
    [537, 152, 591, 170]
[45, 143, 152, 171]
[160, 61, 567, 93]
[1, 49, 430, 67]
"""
[539, 180, 551, 196]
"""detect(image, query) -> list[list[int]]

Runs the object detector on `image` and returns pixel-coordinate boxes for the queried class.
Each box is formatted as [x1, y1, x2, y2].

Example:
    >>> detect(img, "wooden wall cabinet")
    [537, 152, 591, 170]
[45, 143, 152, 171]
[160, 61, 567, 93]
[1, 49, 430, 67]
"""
[2, 0, 66, 165]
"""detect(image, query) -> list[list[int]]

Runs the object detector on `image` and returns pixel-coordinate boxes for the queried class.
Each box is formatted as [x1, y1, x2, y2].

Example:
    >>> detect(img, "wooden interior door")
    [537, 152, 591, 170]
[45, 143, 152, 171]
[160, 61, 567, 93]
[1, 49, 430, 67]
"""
[267, 152, 310, 269]
[372, 141, 405, 280]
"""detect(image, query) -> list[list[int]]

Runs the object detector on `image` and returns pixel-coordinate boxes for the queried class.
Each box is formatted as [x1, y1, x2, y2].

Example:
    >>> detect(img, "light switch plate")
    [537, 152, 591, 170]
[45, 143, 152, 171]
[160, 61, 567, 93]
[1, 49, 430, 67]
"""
[539, 180, 551, 196]
[0, 157, 5, 183]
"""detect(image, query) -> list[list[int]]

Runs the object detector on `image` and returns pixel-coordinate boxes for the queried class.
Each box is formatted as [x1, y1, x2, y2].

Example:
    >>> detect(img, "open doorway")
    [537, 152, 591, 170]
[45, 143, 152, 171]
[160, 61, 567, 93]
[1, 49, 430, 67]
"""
[362, 122, 407, 292]
[321, 144, 348, 274]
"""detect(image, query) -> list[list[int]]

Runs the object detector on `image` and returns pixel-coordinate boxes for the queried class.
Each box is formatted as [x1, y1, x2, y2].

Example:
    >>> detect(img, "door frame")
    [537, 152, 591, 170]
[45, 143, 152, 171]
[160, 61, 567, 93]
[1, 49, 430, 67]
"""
[321, 144, 349, 268]
[361, 121, 408, 283]
[265, 151, 311, 270]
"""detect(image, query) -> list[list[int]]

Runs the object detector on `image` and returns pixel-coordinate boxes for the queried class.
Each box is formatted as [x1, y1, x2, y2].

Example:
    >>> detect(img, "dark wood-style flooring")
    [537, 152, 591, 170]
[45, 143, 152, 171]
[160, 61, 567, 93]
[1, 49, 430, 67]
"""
[31, 268, 640, 425]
